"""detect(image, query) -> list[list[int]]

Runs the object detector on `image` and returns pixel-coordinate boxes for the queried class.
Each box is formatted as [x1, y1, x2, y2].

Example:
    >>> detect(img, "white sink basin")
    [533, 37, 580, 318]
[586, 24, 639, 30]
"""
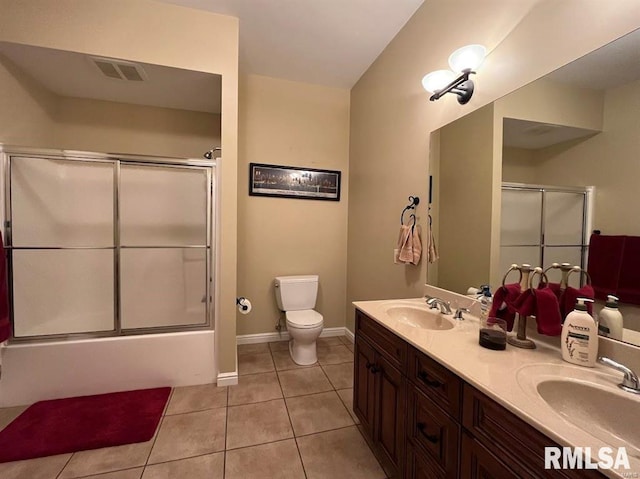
[537, 380, 640, 450]
[517, 363, 640, 459]
[382, 303, 454, 331]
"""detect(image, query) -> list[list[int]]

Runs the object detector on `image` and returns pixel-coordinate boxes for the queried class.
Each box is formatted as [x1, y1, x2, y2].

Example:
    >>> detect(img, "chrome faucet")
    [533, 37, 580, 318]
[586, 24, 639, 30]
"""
[598, 357, 640, 394]
[425, 296, 452, 315]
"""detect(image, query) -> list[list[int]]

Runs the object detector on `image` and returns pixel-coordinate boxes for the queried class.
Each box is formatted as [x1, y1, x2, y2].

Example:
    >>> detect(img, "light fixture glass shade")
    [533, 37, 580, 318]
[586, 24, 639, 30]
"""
[421, 70, 456, 93]
[448, 44, 486, 72]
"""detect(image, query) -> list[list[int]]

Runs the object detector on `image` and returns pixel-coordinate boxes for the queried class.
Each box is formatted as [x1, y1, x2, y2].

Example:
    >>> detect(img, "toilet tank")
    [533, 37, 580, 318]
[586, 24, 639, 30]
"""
[275, 275, 319, 311]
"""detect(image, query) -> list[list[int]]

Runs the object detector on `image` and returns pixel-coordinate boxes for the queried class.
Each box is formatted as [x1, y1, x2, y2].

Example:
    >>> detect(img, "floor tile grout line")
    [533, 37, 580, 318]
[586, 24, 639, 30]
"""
[271, 343, 309, 479]
[55, 452, 75, 479]
[142, 389, 171, 469]
[222, 386, 229, 478]
[163, 403, 228, 417]
[64, 464, 145, 479]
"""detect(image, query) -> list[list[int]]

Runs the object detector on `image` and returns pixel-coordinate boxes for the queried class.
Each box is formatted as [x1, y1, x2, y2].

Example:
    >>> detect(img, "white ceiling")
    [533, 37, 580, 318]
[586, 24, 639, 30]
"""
[503, 119, 598, 149]
[159, 0, 425, 88]
[0, 42, 222, 114]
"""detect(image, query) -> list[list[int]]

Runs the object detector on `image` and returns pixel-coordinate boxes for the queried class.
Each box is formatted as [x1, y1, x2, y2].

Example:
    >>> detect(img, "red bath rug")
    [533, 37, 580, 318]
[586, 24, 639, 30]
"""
[0, 387, 171, 463]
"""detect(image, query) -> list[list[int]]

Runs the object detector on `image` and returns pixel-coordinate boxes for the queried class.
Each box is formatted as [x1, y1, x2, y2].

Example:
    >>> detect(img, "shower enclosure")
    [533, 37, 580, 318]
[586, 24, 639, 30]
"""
[500, 182, 593, 286]
[0, 147, 217, 406]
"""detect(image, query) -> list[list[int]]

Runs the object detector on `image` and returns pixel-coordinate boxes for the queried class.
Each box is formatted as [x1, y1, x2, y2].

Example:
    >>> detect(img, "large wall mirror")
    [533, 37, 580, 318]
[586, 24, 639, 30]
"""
[429, 28, 640, 347]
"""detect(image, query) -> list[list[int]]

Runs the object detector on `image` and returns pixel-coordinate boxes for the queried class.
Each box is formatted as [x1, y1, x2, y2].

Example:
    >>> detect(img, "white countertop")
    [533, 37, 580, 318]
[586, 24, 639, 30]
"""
[353, 296, 640, 478]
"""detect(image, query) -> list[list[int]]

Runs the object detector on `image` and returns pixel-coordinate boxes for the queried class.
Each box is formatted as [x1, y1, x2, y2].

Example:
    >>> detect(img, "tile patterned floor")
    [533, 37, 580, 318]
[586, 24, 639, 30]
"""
[0, 335, 387, 479]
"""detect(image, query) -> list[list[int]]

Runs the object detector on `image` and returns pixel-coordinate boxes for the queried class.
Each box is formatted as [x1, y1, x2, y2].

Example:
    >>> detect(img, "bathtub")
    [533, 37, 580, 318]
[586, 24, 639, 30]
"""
[0, 330, 216, 407]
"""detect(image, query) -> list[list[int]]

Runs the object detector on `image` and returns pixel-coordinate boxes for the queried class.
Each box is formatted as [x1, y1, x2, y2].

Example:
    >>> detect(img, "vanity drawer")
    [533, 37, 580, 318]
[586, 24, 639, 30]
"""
[407, 386, 459, 478]
[462, 383, 605, 479]
[355, 310, 407, 369]
[408, 346, 462, 419]
[405, 441, 447, 479]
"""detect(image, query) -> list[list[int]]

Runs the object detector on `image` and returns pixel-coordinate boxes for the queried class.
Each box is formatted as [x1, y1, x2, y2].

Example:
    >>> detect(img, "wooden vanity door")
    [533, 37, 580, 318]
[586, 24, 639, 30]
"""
[374, 353, 405, 470]
[354, 335, 376, 436]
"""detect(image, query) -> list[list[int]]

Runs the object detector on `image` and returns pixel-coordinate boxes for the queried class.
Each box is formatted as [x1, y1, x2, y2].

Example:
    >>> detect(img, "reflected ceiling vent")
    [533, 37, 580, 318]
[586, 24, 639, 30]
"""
[89, 56, 147, 81]
[522, 123, 564, 136]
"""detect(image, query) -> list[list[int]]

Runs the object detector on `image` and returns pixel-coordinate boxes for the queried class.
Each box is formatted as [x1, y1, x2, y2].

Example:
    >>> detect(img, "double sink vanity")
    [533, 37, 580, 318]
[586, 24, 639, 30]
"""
[353, 290, 640, 478]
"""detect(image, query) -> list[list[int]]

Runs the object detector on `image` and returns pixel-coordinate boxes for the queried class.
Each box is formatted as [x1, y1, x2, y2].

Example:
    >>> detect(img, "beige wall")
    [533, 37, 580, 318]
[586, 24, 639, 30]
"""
[237, 74, 350, 335]
[438, 104, 495, 293]
[53, 97, 221, 158]
[502, 147, 537, 183]
[348, 0, 640, 331]
[0, 54, 56, 147]
[525, 79, 640, 236]
[0, 0, 240, 376]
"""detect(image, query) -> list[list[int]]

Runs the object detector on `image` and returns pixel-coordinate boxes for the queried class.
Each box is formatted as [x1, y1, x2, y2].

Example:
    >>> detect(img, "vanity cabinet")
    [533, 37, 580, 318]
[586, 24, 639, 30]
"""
[354, 311, 407, 476]
[354, 310, 606, 479]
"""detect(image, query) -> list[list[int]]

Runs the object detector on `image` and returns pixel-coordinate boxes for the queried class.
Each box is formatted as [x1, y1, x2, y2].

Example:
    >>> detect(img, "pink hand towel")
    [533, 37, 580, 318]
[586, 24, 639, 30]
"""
[396, 225, 412, 264]
[488, 283, 521, 331]
[411, 226, 422, 265]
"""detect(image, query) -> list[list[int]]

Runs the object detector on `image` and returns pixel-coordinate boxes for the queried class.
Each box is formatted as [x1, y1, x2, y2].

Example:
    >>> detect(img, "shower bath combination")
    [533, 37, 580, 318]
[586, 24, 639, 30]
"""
[203, 147, 221, 159]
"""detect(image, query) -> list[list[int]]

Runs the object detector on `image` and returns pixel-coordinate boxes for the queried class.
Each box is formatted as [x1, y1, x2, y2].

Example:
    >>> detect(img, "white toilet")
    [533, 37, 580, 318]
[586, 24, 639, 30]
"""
[274, 275, 324, 365]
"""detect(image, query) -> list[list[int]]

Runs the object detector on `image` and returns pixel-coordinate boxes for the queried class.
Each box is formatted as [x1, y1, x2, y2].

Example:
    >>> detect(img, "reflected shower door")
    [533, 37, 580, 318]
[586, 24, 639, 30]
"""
[10, 157, 115, 337]
[119, 164, 210, 330]
[500, 185, 587, 284]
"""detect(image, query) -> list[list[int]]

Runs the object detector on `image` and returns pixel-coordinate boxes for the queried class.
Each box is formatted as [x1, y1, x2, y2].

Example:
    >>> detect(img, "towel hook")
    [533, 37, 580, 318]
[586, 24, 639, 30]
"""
[501, 264, 523, 287]
[409, 214, 417, 230]
[528, 267, 549, 292]
[566, 266, 592, 286]
[400, 196, 420, 225]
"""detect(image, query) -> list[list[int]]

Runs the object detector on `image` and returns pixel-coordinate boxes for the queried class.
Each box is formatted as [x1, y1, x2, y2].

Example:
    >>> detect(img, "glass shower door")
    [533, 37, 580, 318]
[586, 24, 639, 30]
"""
[119, 163, 211, 330]
[9, 157, 116, 338]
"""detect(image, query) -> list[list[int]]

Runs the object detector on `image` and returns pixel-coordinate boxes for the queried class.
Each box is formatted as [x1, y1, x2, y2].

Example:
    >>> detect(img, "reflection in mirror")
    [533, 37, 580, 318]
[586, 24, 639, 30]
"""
[429, 28, 640, 347]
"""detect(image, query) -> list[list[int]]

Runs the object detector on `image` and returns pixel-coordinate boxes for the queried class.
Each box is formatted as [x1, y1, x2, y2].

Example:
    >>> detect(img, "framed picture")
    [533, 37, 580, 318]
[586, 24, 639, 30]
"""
[249, 163, 341, 201]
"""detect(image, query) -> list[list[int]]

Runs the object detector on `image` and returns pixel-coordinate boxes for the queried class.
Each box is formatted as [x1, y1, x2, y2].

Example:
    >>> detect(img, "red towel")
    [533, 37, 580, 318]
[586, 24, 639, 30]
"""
[587, 234, 625, 300]
[0, 232, 10, 343]
[562, 285, 594, 320]
[488, 283, 521, 332]
[540, 282, 562, 300]
[514, 287, 562, 336]
[618, 236, 640, 305]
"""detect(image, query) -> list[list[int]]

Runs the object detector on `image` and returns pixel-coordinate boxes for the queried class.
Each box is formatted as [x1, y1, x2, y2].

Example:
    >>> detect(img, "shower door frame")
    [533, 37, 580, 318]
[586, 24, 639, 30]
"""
[500, 182, 594, 274]
[1, 146, 216, 344]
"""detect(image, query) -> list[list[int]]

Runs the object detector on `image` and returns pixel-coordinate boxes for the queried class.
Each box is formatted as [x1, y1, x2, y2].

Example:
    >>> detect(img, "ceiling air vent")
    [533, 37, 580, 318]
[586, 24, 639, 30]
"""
[90, 56, 147, 81]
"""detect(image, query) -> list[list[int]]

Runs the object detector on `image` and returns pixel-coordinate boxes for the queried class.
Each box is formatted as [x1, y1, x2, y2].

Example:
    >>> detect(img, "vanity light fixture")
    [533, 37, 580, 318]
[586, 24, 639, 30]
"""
[422, 44, 486, 105]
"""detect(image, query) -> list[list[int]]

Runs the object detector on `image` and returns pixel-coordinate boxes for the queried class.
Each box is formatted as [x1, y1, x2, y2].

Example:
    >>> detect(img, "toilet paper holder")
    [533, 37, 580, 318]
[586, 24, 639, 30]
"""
[236, 297, 251, 313]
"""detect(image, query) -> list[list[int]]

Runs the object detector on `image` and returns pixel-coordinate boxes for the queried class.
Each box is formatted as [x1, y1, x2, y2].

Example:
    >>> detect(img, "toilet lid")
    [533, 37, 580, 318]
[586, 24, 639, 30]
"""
[286, 310, 323, 328]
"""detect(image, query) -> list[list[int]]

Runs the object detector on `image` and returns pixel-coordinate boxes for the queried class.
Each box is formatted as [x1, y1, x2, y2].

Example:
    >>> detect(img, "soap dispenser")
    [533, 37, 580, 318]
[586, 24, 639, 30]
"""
[561, 298, 597, 367]
[598, 295, 623, 341]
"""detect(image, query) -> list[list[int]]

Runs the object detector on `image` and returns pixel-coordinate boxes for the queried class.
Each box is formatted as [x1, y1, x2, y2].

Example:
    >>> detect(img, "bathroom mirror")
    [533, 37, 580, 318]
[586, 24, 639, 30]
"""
[429, 28, 640, 347]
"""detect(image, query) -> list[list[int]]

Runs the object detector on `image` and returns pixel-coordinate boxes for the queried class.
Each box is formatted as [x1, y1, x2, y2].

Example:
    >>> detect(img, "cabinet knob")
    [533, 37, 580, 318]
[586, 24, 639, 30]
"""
[370, 365, 380, 374]
[418, 370, 443, 388]
[416, 422, 440, 444]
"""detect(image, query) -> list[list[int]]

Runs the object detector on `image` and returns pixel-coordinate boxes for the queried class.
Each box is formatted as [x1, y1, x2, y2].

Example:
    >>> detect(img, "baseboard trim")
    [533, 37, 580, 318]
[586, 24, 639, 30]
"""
[237, 327, 348, 345]
[344, 327, 355, 343]
[217, 371, 238, 387]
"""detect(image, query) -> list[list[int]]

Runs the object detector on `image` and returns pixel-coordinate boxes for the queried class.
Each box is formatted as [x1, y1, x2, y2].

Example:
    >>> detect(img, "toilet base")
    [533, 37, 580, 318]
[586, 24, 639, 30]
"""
[289, 337, 319, 365]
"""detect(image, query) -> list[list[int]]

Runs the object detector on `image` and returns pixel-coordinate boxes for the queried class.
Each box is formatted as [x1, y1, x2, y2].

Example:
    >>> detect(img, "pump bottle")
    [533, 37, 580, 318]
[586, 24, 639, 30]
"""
[598, 295, 623, 341]
[561, 298, 597, 367]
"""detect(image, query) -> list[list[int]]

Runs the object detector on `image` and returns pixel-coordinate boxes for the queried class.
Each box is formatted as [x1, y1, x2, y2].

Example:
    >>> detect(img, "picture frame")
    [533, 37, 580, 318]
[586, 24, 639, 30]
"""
[249, 163, 341, 201]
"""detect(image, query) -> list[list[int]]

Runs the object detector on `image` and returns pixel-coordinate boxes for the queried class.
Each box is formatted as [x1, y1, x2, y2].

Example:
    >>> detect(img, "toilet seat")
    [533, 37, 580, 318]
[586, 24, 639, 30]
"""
[286, 310, 323, 329]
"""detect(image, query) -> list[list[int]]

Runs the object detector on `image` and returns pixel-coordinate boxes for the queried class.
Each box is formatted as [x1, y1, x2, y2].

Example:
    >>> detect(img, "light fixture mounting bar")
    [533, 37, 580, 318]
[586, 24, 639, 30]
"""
[429, 70, 476, 104]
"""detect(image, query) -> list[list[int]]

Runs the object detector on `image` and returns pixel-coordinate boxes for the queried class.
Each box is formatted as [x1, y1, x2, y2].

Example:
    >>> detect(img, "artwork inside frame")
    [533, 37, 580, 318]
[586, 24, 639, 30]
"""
[249, 163, 341, 201]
